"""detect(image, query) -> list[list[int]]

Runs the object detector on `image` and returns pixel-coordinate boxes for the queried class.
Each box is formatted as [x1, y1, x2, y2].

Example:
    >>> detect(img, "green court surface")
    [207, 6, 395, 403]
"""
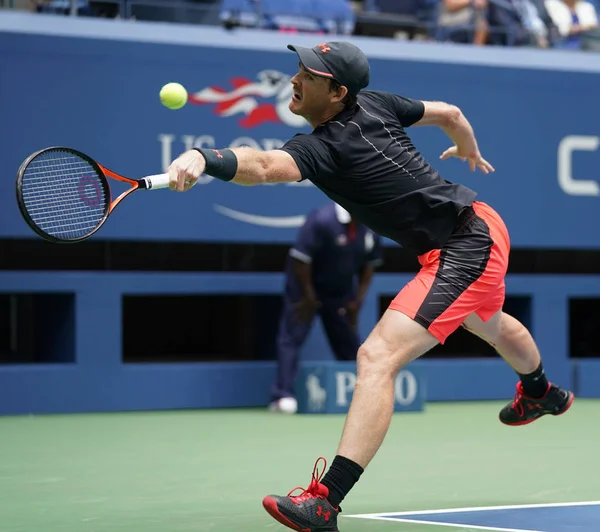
[1, 400, 598, 532]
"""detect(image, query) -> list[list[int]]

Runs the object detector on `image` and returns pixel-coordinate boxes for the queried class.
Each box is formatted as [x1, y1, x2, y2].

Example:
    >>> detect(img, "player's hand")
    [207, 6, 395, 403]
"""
[440, 146, 495, 174]
[167, 150, 206, 192]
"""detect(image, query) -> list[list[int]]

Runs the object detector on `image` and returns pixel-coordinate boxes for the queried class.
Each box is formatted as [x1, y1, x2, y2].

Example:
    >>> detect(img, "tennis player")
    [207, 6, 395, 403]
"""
[167, 41, 575, 532]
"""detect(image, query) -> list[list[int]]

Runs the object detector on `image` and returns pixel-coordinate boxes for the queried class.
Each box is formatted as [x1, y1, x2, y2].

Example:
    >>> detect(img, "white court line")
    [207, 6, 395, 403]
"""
[344, 500, 600, 532]
[345, 500, 600, 518]
[346, 515, 542, 532]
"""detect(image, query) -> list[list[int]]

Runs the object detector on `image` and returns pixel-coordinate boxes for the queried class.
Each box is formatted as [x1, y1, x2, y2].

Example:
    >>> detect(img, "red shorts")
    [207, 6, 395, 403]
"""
[389, 201, 510, 344]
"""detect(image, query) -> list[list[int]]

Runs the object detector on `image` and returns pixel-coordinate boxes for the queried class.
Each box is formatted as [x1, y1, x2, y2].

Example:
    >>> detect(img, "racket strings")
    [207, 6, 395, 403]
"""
[20, 151, 108, 240]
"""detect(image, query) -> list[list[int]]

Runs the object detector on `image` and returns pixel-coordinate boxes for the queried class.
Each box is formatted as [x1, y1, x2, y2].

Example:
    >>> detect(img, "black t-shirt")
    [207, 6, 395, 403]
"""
[278, 90, 477, 255]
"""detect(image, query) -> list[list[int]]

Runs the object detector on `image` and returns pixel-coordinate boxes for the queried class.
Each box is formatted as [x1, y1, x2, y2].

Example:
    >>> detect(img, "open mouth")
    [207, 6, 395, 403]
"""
[292, 92, 302, 102]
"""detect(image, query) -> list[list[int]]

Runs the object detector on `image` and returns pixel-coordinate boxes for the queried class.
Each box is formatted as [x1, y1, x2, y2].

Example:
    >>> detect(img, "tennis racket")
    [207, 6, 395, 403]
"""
[16, 146, 186, 243]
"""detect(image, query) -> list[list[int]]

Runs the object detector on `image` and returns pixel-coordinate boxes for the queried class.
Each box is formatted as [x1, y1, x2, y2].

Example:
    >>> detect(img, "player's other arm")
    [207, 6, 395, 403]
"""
[388, 93, 494, 174]
[413, 101, 475, 151]
[167, 147, 302, 192]
[414, 101, 469, 133]
[414, 101, 494, 174]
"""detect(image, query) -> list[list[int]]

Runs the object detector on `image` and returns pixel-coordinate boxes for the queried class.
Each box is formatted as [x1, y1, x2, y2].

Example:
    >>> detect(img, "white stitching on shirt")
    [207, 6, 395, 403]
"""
[360, 105, 409, 152]
[348, 120, 416, 179]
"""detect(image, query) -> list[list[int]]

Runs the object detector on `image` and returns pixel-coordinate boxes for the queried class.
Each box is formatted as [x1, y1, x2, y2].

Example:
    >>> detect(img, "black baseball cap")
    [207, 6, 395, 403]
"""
[287, 41, 370, 96]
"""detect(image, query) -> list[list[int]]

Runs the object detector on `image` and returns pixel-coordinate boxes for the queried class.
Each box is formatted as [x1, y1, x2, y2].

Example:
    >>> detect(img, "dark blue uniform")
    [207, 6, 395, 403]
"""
[271, 202, 383, 402]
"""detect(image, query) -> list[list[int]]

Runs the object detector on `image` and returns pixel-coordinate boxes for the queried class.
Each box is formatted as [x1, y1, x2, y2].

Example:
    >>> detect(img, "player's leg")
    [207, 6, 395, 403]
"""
[262, 309, 438, 531]
[319, 300, 360, 361]
[463, 308, 541, 375]
[270, 296, 314, 414]
[331, 307, 437, 464]
[462, 310, 574, 425]
[458, 201, 574, 426]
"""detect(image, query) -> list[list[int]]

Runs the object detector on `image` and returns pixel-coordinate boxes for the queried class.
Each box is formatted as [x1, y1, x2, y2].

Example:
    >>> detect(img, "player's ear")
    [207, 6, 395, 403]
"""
[329, 80, 348, 104]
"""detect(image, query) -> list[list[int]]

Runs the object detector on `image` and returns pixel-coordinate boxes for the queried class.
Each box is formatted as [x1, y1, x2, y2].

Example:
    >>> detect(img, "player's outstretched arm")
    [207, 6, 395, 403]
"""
[414, 101, 494, 174]
[167, 147, 302, 192]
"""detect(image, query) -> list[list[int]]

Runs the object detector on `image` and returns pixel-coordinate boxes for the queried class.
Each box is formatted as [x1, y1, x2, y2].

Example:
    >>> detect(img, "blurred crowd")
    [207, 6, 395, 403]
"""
[17, 0, 600, 51]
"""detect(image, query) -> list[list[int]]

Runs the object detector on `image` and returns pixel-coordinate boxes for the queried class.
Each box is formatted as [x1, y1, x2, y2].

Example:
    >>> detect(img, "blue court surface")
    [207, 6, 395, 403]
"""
[346, 501, 600, 531]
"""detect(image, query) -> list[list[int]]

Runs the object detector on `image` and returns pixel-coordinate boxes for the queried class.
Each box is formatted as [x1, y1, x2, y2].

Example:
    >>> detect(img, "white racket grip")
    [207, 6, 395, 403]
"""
[141, 173, 199, 190]
[141, 173, 171, 190]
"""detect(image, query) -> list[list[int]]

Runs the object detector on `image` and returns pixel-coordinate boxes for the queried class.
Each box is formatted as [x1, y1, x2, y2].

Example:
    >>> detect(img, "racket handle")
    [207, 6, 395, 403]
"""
[139, 173, 171, 190]
[139, 173, 199, 191]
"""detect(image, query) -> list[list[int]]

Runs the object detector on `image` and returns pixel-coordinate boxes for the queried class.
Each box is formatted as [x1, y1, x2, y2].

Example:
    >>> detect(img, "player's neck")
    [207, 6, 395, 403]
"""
[307, 104, 345, 129]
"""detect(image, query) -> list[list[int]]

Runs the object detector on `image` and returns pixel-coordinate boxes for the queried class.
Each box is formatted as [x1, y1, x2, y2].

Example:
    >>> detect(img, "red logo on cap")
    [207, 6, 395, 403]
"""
[318, 43, 331, 53]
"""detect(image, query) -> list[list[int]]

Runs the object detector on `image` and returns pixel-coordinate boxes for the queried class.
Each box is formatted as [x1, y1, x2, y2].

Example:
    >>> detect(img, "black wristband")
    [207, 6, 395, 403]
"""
[194, 148, 238, 182]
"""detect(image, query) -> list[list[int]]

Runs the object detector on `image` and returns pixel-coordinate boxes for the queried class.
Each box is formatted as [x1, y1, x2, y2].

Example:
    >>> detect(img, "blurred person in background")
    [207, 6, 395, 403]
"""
[487, 0, 559, 47]
[437, 0, 490, 44]
[269, 202, 383, 414]
[545, 0, 599, 48]
[29, 0, 95, 15]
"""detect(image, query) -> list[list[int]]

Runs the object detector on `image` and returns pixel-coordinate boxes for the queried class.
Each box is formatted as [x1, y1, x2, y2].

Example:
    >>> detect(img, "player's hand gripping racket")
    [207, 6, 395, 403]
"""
[16, 146, 183, 243]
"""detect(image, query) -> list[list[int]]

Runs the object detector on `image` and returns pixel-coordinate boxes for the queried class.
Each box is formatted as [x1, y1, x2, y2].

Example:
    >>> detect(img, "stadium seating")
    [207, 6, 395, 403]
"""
[359, 0, 434, 38]
[309, 0, 356, 34]
[35, 0, 95, 15]
[220, 0, 355, 34]
[19, 0, 600, 52]
[219, 0, 261, 28]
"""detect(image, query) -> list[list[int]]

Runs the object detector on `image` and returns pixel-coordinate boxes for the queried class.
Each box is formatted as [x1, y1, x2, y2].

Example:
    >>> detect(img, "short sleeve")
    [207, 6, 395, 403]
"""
[388, 94, 425, 127]
[289, 211, 323, 264]
[277, 134, 340, 183]
[369, 91, 424, 127]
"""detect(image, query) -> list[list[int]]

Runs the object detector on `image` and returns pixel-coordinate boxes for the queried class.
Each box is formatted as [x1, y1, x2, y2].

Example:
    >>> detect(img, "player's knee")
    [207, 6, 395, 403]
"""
[497, 312, 529, 346]
[356, 340, 396, 380]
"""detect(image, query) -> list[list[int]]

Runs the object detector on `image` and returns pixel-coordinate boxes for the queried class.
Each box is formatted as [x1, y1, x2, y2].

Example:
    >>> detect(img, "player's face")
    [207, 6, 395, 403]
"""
[289, 64, 337, 120]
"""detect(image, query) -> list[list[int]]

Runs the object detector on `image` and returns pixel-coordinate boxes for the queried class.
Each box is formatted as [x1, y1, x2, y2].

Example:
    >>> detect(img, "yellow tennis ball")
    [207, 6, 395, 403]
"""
[160, 82, 188, 110]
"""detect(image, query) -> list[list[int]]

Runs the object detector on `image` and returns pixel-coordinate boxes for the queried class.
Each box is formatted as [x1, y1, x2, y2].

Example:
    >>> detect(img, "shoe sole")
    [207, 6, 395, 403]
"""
[262, 496, 338, 532]
[500, 392, 575, 427]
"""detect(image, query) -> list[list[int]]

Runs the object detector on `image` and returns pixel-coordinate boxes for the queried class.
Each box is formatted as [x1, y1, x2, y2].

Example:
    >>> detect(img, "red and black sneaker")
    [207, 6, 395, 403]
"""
[262, 457, 340, 532]
[499, 382, 574, 426]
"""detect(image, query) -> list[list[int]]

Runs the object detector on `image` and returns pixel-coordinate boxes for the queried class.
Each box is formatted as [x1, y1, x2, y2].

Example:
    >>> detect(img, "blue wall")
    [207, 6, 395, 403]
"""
[0, 12, 599, 414]
[0, 270, 599, 415]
